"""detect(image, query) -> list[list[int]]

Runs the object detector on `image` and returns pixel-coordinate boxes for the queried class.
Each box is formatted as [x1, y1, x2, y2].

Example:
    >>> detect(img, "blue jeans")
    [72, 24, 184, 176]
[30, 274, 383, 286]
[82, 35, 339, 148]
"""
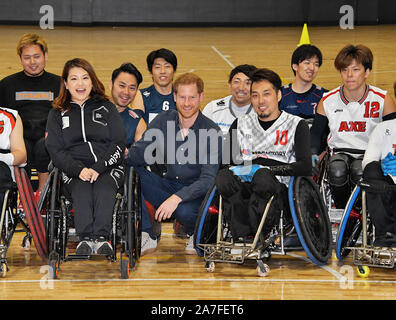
[135, 167, 204, 239]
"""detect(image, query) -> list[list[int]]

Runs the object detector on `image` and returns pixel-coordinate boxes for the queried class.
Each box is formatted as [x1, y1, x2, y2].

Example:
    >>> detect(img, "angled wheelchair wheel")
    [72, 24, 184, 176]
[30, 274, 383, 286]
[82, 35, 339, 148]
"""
[288, 176, 332, 265]
[45, 168, 63, 258]
[20, 169, 47, 251]
[194, 183, 220, 257]
[335, 185, 362, 261]
[14, 167, 47, 260]
[129, 166, 142, 264]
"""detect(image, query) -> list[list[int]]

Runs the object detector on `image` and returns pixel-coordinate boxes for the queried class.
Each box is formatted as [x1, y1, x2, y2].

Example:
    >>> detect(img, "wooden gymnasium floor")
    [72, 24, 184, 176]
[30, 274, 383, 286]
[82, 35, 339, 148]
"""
[1, 24, 396, 302]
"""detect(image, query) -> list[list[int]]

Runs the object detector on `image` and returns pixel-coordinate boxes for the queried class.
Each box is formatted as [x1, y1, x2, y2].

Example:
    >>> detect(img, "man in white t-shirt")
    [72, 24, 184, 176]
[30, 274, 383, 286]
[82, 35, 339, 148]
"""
[202, 64, 257, 134]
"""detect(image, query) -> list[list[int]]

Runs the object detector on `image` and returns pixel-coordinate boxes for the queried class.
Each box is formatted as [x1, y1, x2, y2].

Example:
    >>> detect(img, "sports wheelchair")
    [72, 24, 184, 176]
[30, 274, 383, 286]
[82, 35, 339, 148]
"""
[316, 148, 365, 243]
[194, 175, 332, 277]
[0, 166, 47, 277]
[38, 165, 142, 279]
[335, 180, 396, 275]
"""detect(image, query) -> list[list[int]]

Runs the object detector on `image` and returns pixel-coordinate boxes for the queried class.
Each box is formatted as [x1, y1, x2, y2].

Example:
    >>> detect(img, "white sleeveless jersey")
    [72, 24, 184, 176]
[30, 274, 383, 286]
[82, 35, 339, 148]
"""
[323, 85, 386, 155]
[203, 95, 253, 134]
[236, 111, 302, 185]
[0, 107, 17, 151]
[0, 107, 18, 180]
[362, 118, 396, 183]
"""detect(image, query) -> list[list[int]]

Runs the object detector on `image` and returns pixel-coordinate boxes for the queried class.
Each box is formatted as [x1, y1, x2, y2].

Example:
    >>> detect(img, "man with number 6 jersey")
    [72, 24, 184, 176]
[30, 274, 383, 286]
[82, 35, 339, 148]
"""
[130, 48, 177, 124]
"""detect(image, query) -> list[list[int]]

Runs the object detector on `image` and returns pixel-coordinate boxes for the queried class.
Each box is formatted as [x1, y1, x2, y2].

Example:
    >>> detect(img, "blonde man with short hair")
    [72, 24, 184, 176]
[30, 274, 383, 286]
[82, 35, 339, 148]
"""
[0, 33, 61, 198]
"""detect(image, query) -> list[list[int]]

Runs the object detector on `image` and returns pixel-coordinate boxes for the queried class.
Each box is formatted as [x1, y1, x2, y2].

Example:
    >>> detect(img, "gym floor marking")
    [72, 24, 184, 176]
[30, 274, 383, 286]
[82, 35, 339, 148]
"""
[286, 252, 344, 280]
[1, 277, 396, 285]
[211, 45, 236, 69]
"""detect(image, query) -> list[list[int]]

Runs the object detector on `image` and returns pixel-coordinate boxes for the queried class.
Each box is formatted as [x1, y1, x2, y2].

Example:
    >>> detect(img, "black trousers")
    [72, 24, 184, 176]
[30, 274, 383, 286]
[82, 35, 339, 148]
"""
[62, 166, 124, 240]
[363, 161, 396, 236]
[215, 167, 289, 240]
[24, 137, 51, 174]
[0, 161, 12, 209]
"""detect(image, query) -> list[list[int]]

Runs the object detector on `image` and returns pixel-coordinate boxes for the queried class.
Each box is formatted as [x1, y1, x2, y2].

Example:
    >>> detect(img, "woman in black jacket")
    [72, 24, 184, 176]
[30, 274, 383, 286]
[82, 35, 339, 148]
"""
[46, 58, 126, 255]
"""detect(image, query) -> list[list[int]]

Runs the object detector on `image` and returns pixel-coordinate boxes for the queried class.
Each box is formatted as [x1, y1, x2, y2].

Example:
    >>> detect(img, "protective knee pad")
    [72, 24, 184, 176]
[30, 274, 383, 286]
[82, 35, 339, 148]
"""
[350, 158, 363, 184]
[327, 154, 349, 187]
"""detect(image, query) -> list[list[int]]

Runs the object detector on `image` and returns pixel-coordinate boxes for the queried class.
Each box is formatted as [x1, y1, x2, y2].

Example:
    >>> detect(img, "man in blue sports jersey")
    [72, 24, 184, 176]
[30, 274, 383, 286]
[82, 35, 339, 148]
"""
[279, 44, 327, 120]
[131, 48, 177, 124]
[130, 49, 179, 237]
[110, 63, 146, 151]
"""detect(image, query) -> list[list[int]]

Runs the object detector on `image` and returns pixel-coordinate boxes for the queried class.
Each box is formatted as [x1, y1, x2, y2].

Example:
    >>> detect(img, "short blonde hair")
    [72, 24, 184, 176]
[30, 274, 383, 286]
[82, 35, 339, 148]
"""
[173, 73, 204, 94]
[17, 33, 48, 56]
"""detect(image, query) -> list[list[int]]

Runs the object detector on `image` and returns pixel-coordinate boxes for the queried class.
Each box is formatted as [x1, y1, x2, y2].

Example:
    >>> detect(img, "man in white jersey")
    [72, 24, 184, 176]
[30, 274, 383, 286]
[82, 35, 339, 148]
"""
[361, 83, 396, 247]
[311, 44, 396, 209]
[216, 68, 311, 242]
[0, 107, 27, 206]
[202, 64, 257, 134]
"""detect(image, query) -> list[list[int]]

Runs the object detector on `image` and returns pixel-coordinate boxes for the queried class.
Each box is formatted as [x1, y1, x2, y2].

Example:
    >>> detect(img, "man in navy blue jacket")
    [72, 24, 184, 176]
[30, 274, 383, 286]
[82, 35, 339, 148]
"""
[128, 73, 222, 256]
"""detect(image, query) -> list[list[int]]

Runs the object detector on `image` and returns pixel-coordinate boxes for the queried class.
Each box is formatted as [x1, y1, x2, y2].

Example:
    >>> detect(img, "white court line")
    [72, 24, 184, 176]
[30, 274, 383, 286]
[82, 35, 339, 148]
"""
[2, 277, 396, 285]
[286, 252, 344, 280]
[211, 46, 235, 69]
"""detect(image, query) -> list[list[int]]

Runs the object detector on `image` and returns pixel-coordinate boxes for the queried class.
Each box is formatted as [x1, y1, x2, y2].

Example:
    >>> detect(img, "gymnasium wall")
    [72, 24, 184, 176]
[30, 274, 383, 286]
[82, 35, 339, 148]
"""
[0, 0, 395, 26]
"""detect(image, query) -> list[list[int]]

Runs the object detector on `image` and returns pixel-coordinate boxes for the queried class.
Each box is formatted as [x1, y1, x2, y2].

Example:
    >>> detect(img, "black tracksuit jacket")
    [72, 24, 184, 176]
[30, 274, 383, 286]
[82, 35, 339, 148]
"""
[45, 96, 126, 178]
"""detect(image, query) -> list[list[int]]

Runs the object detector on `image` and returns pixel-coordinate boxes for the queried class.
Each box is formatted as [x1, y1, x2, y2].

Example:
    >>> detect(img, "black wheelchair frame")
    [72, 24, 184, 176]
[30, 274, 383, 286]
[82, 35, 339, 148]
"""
[38, 166, 142, 279]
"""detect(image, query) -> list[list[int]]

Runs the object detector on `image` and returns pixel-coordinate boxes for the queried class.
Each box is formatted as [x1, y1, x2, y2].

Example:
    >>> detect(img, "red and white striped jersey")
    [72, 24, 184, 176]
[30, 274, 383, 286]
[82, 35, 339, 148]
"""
[323, 84, 386, 154]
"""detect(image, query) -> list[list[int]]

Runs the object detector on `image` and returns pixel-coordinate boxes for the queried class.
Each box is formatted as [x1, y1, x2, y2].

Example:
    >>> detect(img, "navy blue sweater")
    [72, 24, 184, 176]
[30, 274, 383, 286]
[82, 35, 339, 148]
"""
[128, 109, 222, 202]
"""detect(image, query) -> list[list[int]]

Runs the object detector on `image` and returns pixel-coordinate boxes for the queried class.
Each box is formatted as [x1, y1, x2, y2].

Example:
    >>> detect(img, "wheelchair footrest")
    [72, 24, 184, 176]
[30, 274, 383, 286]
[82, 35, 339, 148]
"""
[66, 254, 92, 261]
[197, 242, 264, 264]
[348, 246, 396, 268]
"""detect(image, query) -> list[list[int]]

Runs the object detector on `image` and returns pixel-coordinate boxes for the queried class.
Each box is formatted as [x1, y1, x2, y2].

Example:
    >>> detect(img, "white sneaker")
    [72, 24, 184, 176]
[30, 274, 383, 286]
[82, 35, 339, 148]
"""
[185, 235, 196, 255]
[141, 232, 157, 256]
[75, 238, 94, 255]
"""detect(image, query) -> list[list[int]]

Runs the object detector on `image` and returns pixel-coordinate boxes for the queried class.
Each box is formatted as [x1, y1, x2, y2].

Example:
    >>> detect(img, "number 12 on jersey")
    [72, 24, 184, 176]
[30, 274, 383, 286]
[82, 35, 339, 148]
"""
[363, 101, 380, 118]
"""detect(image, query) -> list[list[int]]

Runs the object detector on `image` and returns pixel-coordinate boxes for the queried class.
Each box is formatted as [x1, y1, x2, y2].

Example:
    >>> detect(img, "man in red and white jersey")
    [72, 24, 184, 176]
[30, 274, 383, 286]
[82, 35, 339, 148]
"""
[0, 107, 27, 207]
[311, 44, 396, 208]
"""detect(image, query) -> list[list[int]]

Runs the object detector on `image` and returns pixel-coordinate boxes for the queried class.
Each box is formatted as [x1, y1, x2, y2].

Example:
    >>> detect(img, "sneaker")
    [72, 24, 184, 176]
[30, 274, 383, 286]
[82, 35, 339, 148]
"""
[173, 220, 188, 239]
[141, 232, 157, 256]
[75, 237, 94, 255]
[94, 236, 113, 256]
[283, 232, 303, 249]
[185, 235, 196, 255]
[146, 201, 162, 240]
